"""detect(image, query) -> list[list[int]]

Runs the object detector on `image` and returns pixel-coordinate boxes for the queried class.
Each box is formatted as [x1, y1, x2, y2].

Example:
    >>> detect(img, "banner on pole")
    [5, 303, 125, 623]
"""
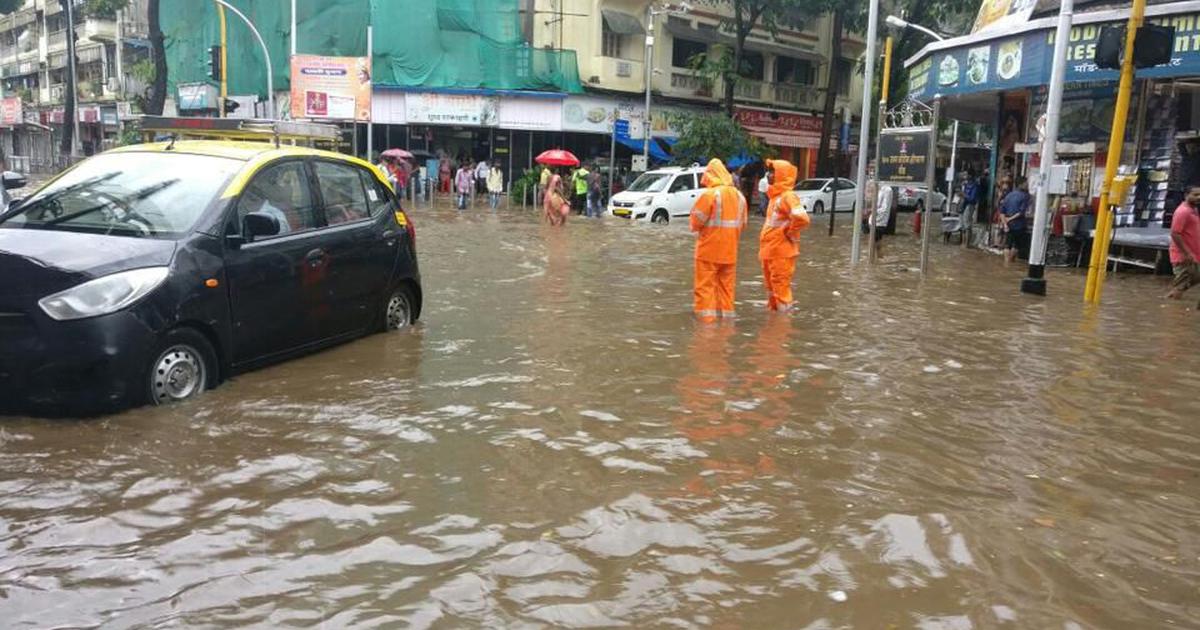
[290, 55, 372, 121]
[878, 131, 930, 184]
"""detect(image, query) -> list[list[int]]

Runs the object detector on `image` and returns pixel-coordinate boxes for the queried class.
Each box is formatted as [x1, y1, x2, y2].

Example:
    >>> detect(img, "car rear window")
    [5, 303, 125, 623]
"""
[0, 151, 241, 239]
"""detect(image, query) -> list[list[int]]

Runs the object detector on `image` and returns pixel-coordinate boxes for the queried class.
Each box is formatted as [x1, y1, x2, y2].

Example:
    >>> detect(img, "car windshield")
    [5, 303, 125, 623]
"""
[796, 179, 827, 191]
[627, 173, 671, 193]
[0, 151, 242, 239]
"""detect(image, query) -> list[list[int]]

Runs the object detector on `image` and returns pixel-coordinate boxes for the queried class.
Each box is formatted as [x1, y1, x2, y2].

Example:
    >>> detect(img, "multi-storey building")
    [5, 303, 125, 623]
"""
[0, 0, 148, 170]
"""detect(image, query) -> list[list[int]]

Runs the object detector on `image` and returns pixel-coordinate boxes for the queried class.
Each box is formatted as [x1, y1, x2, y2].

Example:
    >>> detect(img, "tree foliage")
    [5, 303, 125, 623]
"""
[83, 0, 129, 19]
[0, 0, 21, 14]
[670, 112, 771, 166]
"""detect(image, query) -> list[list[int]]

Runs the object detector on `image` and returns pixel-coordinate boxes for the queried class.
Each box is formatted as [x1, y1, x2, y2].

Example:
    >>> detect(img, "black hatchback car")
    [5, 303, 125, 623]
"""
[0, 141, 421, 414]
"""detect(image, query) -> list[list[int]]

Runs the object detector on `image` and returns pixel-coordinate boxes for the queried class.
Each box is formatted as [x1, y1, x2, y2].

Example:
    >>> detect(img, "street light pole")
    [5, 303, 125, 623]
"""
[64, 0, 81, 158]
[212, 0, 275, 119]
[642, 4, 654, 164]
[1023, 0, 1074, 295]
[850, 0, 880, 265]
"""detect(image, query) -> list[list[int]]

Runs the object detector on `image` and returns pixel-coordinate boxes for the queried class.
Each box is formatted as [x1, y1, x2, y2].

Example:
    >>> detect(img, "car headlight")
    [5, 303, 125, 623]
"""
[635, 197, 654, 207]
[39, 267, 170, 321]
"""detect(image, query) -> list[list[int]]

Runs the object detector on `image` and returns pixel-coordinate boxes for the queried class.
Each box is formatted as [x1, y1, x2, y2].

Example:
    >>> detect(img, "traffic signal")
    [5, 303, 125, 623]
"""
[223, 98, 239, 114]
[207, 45, 222, 81]
[1095, 26, 1124, 70]
[1134, 25, 1175, 69]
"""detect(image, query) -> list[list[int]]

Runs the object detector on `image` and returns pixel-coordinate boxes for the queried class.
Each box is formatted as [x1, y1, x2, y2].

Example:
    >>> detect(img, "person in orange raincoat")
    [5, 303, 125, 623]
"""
[690, 159, 748, 323]
[758, 159, 811, 312]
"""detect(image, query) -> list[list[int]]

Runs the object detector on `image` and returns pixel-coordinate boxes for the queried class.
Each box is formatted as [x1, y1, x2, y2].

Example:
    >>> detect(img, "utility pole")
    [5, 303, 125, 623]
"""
[64, 0, 81, 158]
[641, 4, 654, 164]
[1022, 0, 1074, 295]
[212, 0, 275, 119]
[850, 0, 880, 265]
[218, 5, 227, 117]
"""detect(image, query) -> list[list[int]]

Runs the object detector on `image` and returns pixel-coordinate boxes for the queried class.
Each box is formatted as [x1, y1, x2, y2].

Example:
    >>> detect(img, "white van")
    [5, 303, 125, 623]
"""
[607, 165, 708, 224]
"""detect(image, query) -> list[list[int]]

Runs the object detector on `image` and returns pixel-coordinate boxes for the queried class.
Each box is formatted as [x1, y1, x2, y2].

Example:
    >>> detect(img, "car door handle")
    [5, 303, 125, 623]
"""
[305, 249, 327, 266]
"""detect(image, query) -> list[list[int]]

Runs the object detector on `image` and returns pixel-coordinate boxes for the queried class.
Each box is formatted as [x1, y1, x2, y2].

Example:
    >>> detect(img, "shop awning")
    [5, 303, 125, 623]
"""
[616, 134, 671, 162]
[602, 9, 645, 36]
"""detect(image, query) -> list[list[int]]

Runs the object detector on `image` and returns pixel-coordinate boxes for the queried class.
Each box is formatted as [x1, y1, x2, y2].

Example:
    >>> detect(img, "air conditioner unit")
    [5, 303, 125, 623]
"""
[50, 85, 64, 100]
[616, 61, 632, 78]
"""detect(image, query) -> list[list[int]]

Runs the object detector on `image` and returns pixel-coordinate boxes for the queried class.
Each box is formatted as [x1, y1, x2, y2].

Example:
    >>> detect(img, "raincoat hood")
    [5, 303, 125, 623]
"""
[701, 159, 733, 188]
[766, 160, 798, 199]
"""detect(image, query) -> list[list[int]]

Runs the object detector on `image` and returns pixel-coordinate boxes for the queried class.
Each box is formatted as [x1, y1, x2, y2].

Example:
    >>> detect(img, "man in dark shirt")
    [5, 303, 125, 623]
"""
[1000, 177, 1031, 263]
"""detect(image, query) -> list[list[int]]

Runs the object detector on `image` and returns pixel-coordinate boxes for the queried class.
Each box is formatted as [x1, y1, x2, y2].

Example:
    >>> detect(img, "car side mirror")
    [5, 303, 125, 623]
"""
[242, 211, 280, 242]
[2, 171, 27, 190]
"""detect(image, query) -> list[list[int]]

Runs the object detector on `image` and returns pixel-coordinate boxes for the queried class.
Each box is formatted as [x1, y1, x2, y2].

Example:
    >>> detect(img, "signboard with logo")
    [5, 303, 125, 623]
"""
[908, 31, 1048, 100]
[734, 106, 827, 149]
[0, 97, 22, 127]
[560, 94, 684, 137]
[289, 55, 372, 121]
[405, 92, 498, 126]
[973, 0, 1038, 35]
[910, 10, 1200, 100]
[878, 131, 930, 184]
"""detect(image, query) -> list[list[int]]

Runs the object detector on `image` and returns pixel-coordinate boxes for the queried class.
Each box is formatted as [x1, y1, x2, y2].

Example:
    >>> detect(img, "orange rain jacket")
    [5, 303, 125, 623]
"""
[758, 159, 811, 261]
[690, 159, 748, 265]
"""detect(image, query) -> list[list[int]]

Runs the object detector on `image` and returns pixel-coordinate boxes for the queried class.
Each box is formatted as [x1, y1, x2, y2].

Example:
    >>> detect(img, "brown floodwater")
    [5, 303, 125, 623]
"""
[2, 203, 1198, 628]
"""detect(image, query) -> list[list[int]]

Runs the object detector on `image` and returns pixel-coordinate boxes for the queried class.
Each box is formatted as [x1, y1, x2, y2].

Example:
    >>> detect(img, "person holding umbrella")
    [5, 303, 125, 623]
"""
[536, 150, 579, 226]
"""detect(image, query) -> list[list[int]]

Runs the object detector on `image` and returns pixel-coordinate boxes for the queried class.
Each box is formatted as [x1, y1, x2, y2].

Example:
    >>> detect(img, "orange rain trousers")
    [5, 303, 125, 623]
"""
[761, 256, 796, 311]
[694, 261, 737, 323]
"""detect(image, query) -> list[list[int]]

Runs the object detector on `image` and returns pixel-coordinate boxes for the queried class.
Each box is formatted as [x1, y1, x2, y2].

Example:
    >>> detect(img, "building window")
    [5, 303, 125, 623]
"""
[672, 37, 707, 68]
[836, 58, 853, 96]
[602, 22, 625, 58]
[776, 56, 815, 85]
[740, 51, 765, 81]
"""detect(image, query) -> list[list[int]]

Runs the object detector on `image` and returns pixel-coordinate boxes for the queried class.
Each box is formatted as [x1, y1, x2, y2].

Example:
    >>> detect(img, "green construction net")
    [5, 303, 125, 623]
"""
[162, 0, 584, 101]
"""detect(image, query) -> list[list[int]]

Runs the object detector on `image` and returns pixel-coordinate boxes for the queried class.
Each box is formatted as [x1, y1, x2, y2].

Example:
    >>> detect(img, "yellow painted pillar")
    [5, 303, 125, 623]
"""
[1084, 0, 1145, 304]
[881, 36, 893, 103]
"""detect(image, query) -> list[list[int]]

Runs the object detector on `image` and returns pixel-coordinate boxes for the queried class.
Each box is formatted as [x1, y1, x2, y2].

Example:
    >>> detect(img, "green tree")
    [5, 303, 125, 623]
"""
[670, 112, 771, 166]
[0, 0, 21, 14]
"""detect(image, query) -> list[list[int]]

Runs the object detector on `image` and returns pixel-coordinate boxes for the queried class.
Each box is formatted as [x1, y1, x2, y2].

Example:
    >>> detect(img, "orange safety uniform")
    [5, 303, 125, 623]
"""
[690, 159, 748, 323]
[758, 160, 811, 312]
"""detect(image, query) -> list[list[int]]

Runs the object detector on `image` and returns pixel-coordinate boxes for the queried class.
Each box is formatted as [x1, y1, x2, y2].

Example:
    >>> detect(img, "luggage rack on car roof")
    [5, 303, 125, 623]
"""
[137, 116, 342, 149]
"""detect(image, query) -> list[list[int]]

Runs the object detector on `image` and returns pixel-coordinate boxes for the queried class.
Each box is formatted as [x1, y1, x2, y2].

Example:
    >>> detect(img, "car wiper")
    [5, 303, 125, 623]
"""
[42, 179, 182, 228]
[0, 173, 119, 223]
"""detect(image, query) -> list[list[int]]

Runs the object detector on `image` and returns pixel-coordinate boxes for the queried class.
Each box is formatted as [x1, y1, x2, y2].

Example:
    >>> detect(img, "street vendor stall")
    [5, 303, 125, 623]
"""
[903, 0, 1200, 268]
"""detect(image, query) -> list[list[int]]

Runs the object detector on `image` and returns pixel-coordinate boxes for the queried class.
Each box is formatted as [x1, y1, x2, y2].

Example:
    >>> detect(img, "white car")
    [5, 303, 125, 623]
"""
[608, 166, 707, 224]
[896, 185, 948, 212]
[794, 178, 857, 214]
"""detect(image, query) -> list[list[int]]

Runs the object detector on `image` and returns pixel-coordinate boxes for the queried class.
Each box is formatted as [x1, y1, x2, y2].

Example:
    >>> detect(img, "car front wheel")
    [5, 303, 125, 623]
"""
[148, 328, 215, 406]
[383, 287, 415, 331]
[651, 210, 669, 224]
[813, 201, 825, 215]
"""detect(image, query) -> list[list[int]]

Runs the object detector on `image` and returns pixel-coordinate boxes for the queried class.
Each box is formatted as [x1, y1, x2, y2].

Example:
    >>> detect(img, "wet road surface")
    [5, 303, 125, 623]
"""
[2, 204, 1199, 628]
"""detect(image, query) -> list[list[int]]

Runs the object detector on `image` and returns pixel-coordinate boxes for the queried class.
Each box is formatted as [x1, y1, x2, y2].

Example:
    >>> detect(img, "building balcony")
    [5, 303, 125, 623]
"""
[662, 70, 712, 100]
[733, 78, 766, 102]
[80, 18, 117, 43]
[773, 82, 822, 108]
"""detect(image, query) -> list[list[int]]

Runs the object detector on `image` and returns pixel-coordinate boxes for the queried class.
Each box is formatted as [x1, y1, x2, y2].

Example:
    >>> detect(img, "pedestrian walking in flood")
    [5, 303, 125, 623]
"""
[475, 159, 489, 197]
[455, 163, 473, 210]
[863, 168, 894, 260]
[758, 160, 811, 313]
[999, 177, 1031, 263]
[587, 166, 602, 218]
[571, 164, 590, 216]
[543, 169, 570, 226]
[487, 161, 504, 210]
[1167, 184, 1200, 306]
[439, 157, 452, 194]
[690, 159, 748, 323]
[539, 164, 551, 205]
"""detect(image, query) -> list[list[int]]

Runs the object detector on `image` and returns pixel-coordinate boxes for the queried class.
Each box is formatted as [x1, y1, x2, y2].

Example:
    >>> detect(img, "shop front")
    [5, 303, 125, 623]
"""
[734, 105, 857, 179]
[904, 0, 1200, 264]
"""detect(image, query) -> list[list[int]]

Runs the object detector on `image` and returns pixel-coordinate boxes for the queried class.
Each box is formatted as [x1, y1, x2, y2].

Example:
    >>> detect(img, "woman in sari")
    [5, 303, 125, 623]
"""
[543, 169, 570, 226]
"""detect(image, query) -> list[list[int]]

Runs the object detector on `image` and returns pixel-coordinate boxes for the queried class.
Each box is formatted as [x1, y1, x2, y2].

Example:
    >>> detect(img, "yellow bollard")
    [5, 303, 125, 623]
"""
[1084, 0, 1145, 304]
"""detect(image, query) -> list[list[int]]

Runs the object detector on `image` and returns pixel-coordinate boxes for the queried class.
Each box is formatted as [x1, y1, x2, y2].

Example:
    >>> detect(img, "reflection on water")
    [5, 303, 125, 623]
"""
[2, 208, 1198, 628]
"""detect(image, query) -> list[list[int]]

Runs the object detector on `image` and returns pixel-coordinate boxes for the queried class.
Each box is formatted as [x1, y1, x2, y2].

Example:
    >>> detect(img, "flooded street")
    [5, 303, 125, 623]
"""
[2, 205, 1198, 628]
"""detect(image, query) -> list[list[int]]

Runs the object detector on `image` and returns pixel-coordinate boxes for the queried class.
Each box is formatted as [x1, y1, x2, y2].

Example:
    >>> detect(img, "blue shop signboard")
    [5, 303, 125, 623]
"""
[908, 12, 1200, 99]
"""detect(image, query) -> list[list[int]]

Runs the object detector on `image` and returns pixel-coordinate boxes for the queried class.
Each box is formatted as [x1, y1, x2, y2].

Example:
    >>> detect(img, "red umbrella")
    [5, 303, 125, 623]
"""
[381, 148, 414, 160]
[535, 149, 580, 167]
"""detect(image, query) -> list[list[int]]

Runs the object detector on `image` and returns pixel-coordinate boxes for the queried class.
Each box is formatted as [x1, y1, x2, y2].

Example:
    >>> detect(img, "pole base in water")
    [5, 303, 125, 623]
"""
[1021, 264, 1047, 296]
